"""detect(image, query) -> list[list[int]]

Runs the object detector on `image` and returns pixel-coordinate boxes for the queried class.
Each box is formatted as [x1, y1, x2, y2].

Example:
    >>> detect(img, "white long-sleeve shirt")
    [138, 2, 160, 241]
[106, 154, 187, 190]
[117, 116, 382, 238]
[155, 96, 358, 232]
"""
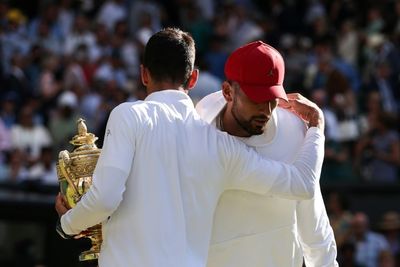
[196, 91, 338, 267]
[61, 90, 325, 267]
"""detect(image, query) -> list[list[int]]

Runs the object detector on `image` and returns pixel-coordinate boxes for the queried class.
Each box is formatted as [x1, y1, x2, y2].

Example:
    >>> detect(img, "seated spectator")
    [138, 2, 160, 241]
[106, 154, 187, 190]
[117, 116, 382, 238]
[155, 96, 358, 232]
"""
[338, 242, 363, 267]
[27, 146, 57, 185]
[0, 149, 28, 182]
[49, 91, 80, 155]
[38, 54, 61, 101]
[63, 14, 96, 58]
[355, 112, 400, 183]
[10, 106, 52, 164]
[0, 117, 11, 164]
[350, 212, 390, 267]
[312, 89, 355, 183]
[3, 53, 32, 106]
[379, 211, 400, 257]
[96, 0, 127, 33]
[327, 192, 353, 249]
[0, 96, 17, 129]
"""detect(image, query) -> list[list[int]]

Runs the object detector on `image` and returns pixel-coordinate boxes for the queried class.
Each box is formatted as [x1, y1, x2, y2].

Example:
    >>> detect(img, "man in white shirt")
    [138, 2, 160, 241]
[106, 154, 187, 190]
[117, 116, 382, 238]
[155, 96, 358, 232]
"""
[196, 41, 338, 267]
[55, 28, 325, 267]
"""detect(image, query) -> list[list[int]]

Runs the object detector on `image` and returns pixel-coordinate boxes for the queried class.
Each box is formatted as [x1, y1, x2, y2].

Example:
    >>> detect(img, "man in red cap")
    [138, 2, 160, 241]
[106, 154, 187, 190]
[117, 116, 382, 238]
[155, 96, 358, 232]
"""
[196, 41, 338, 267]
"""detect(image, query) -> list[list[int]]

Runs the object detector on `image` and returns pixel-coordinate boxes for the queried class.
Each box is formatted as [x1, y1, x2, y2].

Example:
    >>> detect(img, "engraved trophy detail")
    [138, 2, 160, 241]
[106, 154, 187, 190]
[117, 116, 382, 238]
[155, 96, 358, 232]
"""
[56, 118, 102, 261]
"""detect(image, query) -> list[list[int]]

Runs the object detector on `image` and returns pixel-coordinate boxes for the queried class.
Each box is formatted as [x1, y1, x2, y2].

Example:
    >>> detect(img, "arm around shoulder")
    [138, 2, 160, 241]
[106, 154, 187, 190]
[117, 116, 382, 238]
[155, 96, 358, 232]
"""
[220, 126, 325, 200]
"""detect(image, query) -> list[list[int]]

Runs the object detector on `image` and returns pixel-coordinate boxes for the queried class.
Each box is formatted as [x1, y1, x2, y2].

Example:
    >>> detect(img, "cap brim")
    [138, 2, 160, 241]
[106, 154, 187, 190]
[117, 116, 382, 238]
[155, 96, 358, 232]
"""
[240, 84, 288, 103]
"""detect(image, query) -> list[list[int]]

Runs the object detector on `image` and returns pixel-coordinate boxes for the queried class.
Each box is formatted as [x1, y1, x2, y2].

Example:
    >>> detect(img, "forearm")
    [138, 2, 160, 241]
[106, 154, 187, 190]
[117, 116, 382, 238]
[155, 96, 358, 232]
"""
[281, 127, 325, 199]
[227, 127, 325, 200]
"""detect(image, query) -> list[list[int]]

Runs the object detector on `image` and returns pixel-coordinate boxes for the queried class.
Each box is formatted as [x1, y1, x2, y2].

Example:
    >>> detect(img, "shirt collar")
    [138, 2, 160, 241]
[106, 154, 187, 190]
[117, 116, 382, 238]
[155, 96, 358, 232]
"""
[145, 89, 195, 109]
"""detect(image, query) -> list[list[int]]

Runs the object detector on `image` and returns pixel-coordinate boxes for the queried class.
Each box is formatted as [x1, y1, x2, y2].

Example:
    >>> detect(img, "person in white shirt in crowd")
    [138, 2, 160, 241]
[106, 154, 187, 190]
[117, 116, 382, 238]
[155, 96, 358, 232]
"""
[350, 212, 390, 267]
[96, 0, 127, 33]
[11, 106, 52, 164]
[196, 41, 338, 267]
[63, 14, 96, 59]
[55, 28, 326, 267]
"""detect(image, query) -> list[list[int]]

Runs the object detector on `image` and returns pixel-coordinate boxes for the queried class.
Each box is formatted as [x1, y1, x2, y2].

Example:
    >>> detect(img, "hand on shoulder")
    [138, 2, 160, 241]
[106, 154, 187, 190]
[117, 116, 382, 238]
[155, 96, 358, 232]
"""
[279, 93, 324, 131]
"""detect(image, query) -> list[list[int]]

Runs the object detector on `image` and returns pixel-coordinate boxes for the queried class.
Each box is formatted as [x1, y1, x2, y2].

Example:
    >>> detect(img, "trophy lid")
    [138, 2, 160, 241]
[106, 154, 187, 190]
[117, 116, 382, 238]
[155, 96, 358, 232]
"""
[70, 118, 98, 151]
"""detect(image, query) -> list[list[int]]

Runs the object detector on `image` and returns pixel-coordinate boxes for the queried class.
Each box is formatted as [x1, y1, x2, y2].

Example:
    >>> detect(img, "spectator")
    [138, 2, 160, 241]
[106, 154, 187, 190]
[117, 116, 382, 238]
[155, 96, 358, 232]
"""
[27, 3, 63, 44]
[38, 54, 61, 102]
[93, 48, 128, 89]
[379, 211, 400, 257]
[350, 212, 390, 267]
[203, 35, 229, 80]
[32, 19, 62, 55]
[10, 106, 52, 164]
[355, 111, 400, 183]
[57, 0, 75, 39]
[0, 117, 11, 164]
[128, 0, 161, 36]
[63, 14, 96, 58]
[189, 56, 221, 104]
[63, 45, 89, 93]
[338, 242, 363, 267]
[90, 22, 112, 63]
[327, 192, 353, 248]
[0, 96, 17, 129]
[49, 91, 80, 156]
[337, 19, 359, 67]
[3, 53, 32, 105]
[366, 61, 399, 115]
[113, 20, 140, 80]
[27, 146, 57, 185]
[0, 8, 30, 73]
[0, 149, 28, 182]
[312, 89, 355, 183]
[96, 0, 127, 33]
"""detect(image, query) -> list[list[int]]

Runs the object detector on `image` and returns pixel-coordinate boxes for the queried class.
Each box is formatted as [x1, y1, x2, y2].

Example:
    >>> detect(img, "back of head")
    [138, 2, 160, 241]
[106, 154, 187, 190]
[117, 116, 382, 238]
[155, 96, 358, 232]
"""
[143, 28, 195, 87]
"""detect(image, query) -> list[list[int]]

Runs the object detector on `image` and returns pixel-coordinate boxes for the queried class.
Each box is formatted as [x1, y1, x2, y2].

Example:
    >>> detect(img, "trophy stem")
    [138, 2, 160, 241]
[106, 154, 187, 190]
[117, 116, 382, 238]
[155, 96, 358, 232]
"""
[78, 225, 102, 261]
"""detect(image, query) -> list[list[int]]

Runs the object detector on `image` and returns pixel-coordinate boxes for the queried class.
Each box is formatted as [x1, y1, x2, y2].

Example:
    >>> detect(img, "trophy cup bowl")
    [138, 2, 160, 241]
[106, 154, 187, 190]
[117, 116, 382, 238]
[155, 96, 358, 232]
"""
[56, 118, 102, 261]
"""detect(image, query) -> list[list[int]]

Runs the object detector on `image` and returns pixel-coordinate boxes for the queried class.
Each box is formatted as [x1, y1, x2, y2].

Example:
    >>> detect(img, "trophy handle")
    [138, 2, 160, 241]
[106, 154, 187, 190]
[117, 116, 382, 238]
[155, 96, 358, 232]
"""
[58, 150, 80, 198]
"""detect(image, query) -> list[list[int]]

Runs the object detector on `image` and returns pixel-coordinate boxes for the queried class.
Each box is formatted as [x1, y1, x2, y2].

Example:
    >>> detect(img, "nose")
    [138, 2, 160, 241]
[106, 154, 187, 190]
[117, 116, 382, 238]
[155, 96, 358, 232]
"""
[258, 100, 276, 115]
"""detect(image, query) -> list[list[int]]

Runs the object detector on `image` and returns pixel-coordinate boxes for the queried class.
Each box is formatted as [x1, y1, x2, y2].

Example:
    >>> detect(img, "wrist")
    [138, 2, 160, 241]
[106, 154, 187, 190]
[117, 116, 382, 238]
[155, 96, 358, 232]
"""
[56, 218, 75, 239]
[308, 110, 324, 130]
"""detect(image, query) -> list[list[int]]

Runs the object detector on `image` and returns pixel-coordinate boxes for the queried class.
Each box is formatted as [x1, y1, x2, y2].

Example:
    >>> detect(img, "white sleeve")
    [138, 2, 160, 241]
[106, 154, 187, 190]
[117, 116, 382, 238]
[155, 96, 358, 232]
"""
[61, 104, 137, 235]
[223, 127, 325, 200]
[297, 186, 339, 267]
[61, 166, 129, 235]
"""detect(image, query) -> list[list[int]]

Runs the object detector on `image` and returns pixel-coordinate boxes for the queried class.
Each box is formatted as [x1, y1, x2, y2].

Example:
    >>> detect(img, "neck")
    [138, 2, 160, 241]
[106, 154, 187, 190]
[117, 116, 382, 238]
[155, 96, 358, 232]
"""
[147, 81, 188, 95]
[221, 106, 251, 137]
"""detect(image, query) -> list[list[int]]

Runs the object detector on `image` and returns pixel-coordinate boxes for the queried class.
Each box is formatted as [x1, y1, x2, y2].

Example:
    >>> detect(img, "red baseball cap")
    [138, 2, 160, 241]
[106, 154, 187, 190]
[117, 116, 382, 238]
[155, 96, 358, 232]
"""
[224, 41, 288, 103]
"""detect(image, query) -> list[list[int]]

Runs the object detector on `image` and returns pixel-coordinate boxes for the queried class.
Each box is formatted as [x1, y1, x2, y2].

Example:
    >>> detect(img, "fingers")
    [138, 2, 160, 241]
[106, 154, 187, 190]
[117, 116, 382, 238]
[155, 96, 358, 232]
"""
[55, 193, 69, 217]
[283, 93, 324, 130]
[278, 98, 291, 109]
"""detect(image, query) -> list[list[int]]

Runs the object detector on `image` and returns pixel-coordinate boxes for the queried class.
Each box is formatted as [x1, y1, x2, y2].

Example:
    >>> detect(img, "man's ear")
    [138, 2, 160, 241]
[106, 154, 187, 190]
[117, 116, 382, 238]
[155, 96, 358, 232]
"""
[186, 69, 199, 90]
[222, 81, 234, 102]
[140, 64, 149, 86]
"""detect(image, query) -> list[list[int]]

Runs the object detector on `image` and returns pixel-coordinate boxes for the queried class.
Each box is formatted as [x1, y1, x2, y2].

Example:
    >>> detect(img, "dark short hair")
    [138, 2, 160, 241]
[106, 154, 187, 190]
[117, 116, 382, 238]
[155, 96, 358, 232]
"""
[143, 28, 195, 87]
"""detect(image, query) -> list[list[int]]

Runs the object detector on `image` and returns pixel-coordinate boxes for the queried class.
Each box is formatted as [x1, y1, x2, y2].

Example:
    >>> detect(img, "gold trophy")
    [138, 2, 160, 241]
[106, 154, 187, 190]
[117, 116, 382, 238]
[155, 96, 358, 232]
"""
[56, 118, 102, 261]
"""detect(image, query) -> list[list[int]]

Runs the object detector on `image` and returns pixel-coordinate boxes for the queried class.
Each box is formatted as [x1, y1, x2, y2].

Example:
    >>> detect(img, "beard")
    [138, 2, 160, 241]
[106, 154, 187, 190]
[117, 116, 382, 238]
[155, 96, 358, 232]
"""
[231, 100, 267, 136]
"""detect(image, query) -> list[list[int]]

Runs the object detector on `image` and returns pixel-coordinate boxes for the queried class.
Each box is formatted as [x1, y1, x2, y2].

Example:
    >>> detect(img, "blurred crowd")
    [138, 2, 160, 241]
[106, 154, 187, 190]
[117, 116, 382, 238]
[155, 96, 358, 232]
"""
[0, 0, 399, 186]
[327, 192, 400, 267]
[0, 1, 399, 266]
